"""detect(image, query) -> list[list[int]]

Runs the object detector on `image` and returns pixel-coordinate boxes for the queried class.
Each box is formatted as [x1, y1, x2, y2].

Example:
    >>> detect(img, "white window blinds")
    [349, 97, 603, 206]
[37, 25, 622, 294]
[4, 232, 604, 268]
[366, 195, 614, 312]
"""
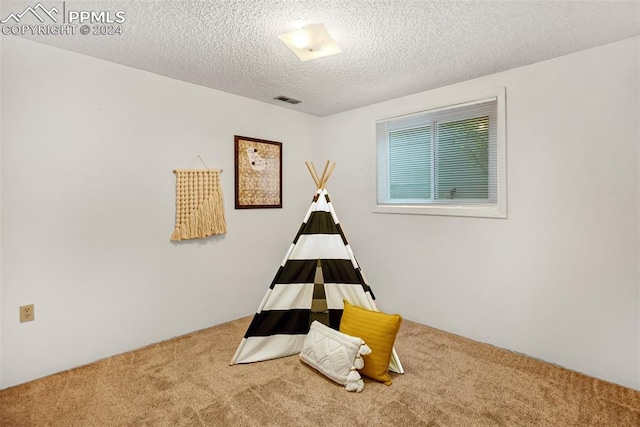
[377, 98, 498, 206]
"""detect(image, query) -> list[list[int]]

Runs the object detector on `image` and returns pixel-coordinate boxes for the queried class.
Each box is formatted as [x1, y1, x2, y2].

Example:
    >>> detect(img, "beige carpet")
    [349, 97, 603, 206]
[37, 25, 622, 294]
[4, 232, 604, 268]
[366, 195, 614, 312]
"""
[1, 316, 638, 426]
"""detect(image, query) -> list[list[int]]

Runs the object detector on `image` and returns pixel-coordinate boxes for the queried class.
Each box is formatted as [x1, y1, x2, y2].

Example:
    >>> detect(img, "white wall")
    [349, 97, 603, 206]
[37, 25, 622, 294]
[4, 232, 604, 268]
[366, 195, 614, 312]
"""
[637, 37, 640, 390]
[319, 37, 640, 390]
[0, 34, 3, 388]
[0, 37, 319, 388]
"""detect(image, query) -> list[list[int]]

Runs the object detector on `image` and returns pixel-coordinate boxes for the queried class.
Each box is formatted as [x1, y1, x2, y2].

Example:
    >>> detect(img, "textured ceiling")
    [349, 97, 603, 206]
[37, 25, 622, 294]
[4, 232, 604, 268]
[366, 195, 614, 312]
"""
[3, 0, 640, 116]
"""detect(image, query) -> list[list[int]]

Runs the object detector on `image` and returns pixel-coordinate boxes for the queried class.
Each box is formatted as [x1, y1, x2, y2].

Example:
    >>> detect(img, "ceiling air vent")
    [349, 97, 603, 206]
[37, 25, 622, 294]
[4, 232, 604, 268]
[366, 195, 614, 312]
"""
[274, 95, 302, 105]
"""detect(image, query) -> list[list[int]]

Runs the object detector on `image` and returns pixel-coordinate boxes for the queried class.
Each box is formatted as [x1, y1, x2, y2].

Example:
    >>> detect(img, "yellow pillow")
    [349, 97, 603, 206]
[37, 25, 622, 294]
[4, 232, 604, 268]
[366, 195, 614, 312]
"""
[339, 300, 402, 385]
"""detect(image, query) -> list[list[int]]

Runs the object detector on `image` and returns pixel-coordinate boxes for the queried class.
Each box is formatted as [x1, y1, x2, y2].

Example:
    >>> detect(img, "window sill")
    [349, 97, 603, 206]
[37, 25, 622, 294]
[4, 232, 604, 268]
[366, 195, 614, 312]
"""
[372, 204, 507, 219]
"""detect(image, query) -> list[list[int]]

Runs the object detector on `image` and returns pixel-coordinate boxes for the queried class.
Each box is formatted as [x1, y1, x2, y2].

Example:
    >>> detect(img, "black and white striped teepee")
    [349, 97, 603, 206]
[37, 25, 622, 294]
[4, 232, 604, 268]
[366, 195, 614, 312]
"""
[231, 162, 403, 373]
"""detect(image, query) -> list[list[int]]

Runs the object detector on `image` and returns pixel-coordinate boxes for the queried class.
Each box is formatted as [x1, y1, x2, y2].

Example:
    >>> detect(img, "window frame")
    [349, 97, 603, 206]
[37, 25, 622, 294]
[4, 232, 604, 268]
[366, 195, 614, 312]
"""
[374, 88, 507, 219]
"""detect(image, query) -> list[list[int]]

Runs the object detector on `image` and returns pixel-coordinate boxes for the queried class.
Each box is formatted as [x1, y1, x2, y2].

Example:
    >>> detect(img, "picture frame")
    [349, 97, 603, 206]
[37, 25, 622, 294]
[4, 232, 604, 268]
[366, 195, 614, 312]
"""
[234, 135, 283, 209]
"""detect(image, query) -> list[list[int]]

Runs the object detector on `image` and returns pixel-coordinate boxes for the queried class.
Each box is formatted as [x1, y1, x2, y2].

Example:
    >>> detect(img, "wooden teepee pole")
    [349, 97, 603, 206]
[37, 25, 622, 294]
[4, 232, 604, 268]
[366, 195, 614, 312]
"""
[322, 162, 336, 188]
[310, 163, 322, 189]
[306, 161, 336, 190]
[318, 160, 330, 188]
[305, 161, 320, 188]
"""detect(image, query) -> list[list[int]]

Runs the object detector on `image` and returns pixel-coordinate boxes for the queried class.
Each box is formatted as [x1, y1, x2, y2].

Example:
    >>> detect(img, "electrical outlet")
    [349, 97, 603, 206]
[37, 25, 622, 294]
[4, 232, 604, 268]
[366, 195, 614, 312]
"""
[20, 304, 34, 323]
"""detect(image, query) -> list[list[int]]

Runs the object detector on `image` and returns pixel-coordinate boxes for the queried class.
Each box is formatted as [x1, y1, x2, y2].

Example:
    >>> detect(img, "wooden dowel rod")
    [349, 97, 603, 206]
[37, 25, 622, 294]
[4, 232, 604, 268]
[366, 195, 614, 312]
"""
[310, 163, 321, 189]
[173, 169, 222, 173]
[323, 162, 336, 187]
[305, 161, 319, 188]
[318, 160, 330, 188]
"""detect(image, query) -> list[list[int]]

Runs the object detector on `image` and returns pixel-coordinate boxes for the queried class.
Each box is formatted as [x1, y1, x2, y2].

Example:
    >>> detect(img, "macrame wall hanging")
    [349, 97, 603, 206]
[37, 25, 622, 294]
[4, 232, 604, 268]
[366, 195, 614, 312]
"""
[171, 161, 227, 241]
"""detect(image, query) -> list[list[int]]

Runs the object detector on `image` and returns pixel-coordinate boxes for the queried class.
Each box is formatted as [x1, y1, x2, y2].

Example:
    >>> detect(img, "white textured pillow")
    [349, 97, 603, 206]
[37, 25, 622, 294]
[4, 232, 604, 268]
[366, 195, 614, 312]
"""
[300, 321, 371, 392]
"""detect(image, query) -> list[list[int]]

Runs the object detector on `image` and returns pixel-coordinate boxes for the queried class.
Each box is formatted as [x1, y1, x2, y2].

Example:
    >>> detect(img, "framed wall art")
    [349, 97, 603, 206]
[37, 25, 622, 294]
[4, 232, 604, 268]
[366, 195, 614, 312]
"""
[234, 135, 282, 209]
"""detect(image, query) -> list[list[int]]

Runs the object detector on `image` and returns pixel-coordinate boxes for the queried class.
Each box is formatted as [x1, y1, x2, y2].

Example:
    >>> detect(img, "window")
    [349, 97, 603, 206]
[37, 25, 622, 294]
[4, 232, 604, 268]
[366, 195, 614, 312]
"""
[376, 90, 506, 218]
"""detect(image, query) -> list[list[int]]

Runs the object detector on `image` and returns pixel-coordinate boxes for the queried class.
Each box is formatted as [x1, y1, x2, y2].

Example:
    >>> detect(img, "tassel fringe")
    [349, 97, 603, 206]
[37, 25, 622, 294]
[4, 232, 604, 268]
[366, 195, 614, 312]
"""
[352, 342, 371, 374]
[171, 170, 227, 241]
[345, 367, 364, 393]
[358, 343, 372, 356]
[354, 355, 364, 369]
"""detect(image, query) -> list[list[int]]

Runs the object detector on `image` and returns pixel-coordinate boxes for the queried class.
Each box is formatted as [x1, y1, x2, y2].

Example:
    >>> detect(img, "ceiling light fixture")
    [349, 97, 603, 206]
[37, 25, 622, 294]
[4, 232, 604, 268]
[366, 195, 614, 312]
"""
[278, 23, 341, 62]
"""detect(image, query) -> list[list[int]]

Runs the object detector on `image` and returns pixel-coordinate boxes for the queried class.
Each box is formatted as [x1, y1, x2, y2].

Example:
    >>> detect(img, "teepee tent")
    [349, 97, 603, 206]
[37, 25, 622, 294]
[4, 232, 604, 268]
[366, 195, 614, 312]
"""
[231, 161, 403, 374]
